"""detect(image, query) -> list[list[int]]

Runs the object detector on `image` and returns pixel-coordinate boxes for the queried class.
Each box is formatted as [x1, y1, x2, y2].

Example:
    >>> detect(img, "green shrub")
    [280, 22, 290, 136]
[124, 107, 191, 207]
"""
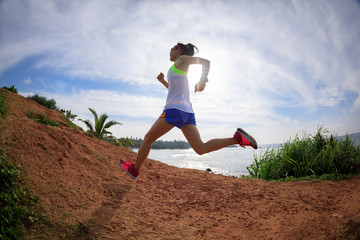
[31, 115, 59, 127]
[60, 109, 78, 122]
[27, 94, 57, 110]
[2, 85, 18, 94]
[0, 148, 38, 239]
[247, 127, 360, 180]
[0, 95, 6, 117]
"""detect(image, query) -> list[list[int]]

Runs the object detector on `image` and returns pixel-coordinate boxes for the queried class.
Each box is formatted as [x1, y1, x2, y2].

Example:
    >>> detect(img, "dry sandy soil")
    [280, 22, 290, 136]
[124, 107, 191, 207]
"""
[0, 89, 359, 240]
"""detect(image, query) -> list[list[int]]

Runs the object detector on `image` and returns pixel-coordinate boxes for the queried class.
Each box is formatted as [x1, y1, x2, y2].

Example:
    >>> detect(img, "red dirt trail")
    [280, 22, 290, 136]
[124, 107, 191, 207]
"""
[0, 89, 359, 240]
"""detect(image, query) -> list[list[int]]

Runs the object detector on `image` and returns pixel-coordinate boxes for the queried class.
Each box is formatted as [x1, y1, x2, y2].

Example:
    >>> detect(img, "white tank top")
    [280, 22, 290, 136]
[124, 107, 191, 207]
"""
[164, 60, 194, 113]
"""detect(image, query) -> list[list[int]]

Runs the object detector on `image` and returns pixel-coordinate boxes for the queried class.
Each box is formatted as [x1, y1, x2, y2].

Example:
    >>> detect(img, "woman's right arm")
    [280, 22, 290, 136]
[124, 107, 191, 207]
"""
[157, 72, 168, 89]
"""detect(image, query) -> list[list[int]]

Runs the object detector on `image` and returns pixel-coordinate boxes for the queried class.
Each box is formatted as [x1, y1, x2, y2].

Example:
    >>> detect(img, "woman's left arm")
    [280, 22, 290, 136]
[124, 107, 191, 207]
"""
[178, 56, 210, 92]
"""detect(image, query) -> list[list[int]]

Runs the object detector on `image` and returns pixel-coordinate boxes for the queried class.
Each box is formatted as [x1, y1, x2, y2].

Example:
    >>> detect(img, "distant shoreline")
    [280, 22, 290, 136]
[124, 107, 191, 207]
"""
[128, 132, 360, 150]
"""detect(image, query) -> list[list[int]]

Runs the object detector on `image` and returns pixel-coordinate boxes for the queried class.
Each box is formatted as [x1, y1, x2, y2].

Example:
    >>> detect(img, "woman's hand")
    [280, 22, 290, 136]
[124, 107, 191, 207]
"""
[157, 72, 165, 82]
[195, 80, 206, 92]
[157, 72, 168, 89]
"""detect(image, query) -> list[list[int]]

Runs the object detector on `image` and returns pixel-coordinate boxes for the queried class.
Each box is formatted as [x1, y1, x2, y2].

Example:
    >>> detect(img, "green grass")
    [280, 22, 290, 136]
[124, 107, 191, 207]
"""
[0, 95, 6, 117]
[247, 127, 360, 181]
[26, 111, 60, 127]
[31, 115, 59, 127]
[0, 148, 40, 239]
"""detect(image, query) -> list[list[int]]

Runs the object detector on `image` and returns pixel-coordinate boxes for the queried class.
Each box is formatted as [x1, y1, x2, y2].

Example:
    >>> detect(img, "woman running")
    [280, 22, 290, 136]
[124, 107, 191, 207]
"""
[120, 43, 257, 179]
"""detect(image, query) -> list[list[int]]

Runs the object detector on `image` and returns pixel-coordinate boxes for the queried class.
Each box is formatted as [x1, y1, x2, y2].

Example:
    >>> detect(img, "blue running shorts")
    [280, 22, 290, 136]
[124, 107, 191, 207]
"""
[159, 108, 196, 129]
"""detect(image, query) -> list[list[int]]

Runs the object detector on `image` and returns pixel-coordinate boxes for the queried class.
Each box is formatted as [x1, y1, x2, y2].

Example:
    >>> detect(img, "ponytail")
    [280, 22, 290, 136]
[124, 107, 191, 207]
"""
[177, 43, 199, 56]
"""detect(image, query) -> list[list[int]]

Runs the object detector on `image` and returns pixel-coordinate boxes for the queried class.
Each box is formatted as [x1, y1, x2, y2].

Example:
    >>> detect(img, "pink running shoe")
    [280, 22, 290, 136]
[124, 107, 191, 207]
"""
[120, 160, 139, 179]
[234, 128, 258, 149]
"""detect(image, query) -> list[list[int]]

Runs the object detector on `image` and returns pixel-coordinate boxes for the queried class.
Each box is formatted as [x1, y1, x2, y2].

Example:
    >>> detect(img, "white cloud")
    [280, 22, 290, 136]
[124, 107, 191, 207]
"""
[23, 77, 32, 85]
[3, 0, 360, 143]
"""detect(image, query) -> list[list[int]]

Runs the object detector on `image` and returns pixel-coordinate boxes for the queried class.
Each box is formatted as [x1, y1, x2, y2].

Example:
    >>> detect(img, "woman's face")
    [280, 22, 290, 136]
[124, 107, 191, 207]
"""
[170, 45, 181, 61]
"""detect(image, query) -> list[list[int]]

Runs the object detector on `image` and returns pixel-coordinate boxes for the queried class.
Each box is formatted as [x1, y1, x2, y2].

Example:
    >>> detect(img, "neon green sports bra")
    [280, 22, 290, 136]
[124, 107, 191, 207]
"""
[171, 59, 187, 75]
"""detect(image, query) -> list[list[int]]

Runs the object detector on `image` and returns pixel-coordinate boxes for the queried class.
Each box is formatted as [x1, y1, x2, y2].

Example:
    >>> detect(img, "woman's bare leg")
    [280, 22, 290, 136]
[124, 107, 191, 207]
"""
[134, 118, 174, 170]
[181, 124, 237, 155]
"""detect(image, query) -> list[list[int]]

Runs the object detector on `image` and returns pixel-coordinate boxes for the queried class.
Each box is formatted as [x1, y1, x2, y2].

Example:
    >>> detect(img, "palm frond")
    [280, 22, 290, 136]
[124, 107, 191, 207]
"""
[81, 108, 121, 140]
[96, 114, 109, 137]
[104, 120, 121, 129]
[88, 108, 99, 125]
[78, 119, 94, 132]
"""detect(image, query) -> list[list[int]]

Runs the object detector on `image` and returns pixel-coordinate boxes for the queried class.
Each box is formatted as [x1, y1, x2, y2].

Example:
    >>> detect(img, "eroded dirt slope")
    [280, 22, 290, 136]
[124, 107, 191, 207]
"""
[0, 89, 359, 240]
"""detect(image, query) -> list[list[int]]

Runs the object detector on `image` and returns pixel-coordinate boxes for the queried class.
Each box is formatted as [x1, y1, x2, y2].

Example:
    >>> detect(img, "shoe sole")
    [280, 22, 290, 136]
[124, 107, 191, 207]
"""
[237, 128, 258, 149]
[119, 160, 137, 179]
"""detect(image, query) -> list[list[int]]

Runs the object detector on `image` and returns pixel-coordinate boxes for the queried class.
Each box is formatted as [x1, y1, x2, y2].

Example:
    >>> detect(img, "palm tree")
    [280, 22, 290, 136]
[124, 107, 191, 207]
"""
[79, 108, 121, 140]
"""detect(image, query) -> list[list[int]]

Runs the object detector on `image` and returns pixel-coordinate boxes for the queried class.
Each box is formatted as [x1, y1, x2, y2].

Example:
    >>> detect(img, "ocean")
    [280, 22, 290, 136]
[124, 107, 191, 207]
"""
[132, 144, 278, 177]
[131, 133, 360, 177]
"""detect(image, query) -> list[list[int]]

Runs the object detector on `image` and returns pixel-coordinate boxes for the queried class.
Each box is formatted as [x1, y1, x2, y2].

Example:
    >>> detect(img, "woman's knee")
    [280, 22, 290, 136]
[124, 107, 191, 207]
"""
[143, 132, 156, 144]
[192, 145, 207, 155]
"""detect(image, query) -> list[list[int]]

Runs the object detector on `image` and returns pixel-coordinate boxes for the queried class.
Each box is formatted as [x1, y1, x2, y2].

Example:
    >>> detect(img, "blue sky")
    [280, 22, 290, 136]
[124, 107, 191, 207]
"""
[1, 0, 360, 144]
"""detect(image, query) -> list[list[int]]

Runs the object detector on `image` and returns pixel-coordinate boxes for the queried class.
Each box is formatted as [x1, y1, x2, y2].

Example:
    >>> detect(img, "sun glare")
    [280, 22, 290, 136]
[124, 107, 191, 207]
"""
[187, 64, 203, 84]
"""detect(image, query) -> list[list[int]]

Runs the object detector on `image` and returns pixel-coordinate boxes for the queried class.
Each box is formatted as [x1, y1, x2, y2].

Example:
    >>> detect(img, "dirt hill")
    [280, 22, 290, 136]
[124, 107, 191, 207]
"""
[0, 89, 359, 240]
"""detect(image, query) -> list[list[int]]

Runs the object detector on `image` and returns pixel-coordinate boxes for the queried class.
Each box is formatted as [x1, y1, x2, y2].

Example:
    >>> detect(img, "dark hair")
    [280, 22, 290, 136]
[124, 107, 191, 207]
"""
[177, 43, 199, 56]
